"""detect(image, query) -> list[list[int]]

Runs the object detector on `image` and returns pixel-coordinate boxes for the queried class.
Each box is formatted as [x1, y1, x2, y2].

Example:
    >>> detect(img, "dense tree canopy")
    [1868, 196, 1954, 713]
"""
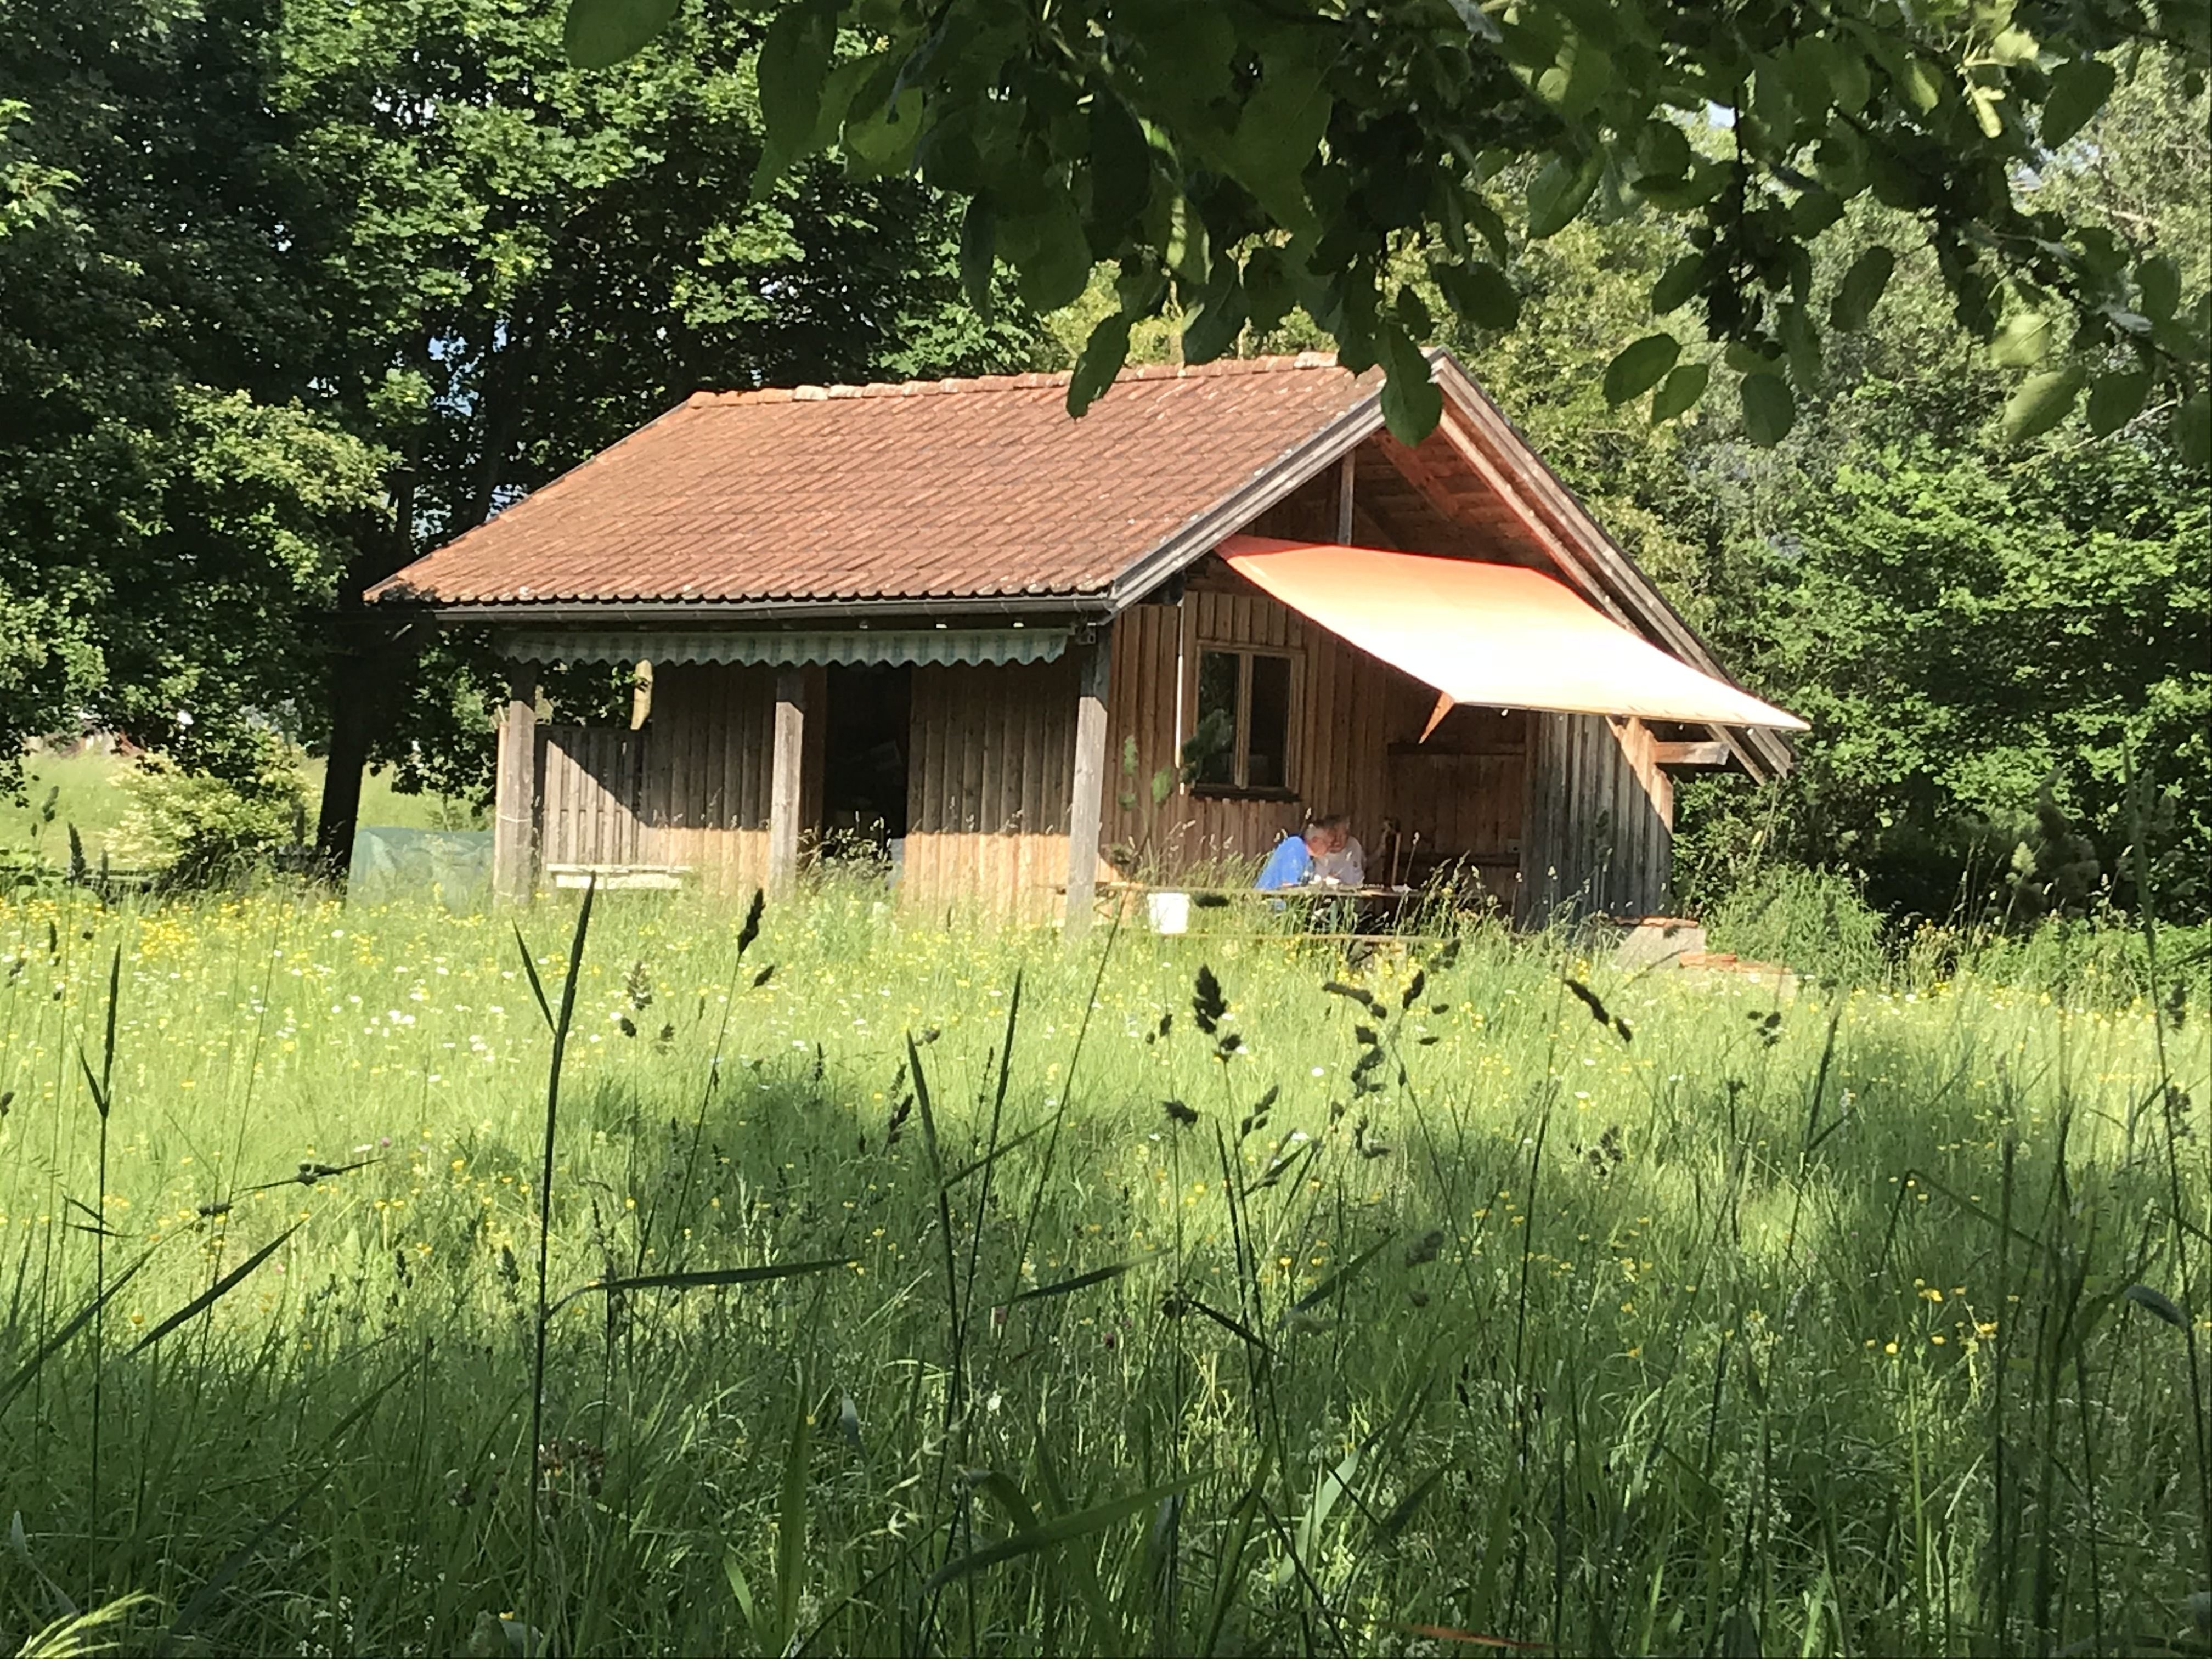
[575, 0, 2211, 459]
[1414, 59, 2212, 922]
[0, 0, 1043, 859]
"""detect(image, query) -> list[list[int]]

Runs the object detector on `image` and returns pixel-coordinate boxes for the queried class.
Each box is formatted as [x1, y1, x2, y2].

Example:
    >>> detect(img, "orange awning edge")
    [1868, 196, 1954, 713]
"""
[1218, 536, 1807, 732]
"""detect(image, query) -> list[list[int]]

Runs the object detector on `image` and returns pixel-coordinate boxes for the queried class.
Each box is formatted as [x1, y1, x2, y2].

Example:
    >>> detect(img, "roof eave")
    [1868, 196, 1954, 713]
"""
[1104, 390, 1387, 610]
[393, 591, 1117, 629]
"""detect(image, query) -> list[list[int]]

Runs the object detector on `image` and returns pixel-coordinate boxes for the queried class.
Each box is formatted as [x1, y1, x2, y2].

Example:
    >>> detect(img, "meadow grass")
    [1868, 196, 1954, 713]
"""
[0, 882, 2205, 1656]
[1, 753, 484, 867]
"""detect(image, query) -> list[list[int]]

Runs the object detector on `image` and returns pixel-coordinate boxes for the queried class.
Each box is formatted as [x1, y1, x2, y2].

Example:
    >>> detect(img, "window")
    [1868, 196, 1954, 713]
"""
[1187, 647, 1297, 794]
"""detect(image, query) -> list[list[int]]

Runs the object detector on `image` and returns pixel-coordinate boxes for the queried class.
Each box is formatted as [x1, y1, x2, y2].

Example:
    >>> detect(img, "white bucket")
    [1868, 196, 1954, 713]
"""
[1147, 891, 1192, 935]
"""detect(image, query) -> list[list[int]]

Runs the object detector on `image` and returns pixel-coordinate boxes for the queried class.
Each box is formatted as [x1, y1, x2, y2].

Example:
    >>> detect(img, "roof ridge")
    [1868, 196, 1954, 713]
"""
[698, 351, 1343, 406]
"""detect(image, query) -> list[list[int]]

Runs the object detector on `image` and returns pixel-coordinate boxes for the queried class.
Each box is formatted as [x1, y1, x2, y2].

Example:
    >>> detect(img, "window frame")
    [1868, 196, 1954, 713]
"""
[1187, 642, 1303, 799]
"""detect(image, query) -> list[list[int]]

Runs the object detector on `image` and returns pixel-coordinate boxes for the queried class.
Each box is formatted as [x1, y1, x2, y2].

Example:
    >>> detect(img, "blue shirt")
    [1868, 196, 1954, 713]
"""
[1255, 836, 1313, 891]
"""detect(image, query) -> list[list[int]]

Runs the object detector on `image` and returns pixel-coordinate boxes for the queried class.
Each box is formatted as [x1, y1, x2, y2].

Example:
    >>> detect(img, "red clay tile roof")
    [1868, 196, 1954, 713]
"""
[370, 354, 1381, 609]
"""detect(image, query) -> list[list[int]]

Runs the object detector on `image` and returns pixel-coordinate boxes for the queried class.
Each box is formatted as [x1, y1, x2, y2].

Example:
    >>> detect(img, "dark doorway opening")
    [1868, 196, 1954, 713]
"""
[821, 664, 912, 855]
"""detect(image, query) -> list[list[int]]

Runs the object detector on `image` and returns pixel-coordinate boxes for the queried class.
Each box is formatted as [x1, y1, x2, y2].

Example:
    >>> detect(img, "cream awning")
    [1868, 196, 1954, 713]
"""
[1221, 537, 1805, 731]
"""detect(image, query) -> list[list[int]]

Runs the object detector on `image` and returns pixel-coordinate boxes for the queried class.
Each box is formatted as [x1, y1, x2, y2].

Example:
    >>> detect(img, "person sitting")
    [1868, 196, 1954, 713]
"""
[1255, 821, 1330, 890]
[1310, 814, 1366, 888]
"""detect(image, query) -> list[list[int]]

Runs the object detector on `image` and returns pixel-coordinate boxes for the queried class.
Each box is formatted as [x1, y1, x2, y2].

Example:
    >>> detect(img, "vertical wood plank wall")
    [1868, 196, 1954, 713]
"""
[1103, 568, 1533, 896]
[904, 656, 1079, 919]
[532, 625, 1674, 923]
[635, 662, 776, 891]
[1517, 713, 1674, 923]
[538, 726, 647, 866]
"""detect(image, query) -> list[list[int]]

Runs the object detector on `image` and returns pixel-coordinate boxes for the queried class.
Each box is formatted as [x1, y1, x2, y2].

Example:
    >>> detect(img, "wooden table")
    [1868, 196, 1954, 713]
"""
[1096, 879, 1438, 937]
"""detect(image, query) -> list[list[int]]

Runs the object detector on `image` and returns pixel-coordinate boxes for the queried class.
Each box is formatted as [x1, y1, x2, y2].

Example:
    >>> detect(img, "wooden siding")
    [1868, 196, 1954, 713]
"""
[1517, 713, 1674, 923]
[538, 725, 646, 866]
[636, 662, 776, 892]
[1383, 701, 1530, 907]
[904, 656, 1079, 918]
[1103, 567, 1530, 888]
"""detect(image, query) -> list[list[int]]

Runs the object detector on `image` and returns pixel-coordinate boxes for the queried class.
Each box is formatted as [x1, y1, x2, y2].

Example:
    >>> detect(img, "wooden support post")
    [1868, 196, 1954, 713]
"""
[493, 664, 539, 904]
[1335, 449, 1356, 543]
[1064, 635, 1110, 936]
[768, 665, 807, 899]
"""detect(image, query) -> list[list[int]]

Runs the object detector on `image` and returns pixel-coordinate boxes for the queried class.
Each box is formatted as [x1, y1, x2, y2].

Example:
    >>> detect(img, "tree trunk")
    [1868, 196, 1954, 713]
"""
[314, 319, 535, 885]
[312, 474, 419, 883]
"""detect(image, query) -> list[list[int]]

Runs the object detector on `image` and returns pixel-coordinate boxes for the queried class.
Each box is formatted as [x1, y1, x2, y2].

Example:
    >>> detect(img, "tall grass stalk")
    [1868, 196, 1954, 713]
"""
[517, 877, 596, 1647]
[75, 946, 119, 1542]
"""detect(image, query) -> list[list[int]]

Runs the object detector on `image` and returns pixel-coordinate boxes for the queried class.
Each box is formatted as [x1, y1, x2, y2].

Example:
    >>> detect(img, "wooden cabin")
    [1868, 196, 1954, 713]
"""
[370, 350, 1803, 927]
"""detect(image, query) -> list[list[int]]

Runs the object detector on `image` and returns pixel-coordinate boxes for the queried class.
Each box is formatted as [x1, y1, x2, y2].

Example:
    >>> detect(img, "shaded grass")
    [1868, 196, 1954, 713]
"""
[0, 883, 2204, 1655]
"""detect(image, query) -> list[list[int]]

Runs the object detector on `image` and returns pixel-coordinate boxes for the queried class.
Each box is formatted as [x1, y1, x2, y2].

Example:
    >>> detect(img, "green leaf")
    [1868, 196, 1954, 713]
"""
[1897, 55, 1944, 111]
[1526, 151, 1601, 239]
[1790, 184, 1843, 239]
[0, 1251, 155, 1418]
[126, 1224, 300, 1356]
[2121, 1283, 2188, 1328]
[1463, 194, 1510, 265]
[1726, 341, 1785, 378]
[1778, 303, 1823, 389]
[1163, 193, 1208, 286]
[563, 0, 678, 70]
[2085, 368, 2150, 436]
[1087, 94, 1153, 237]
[844, 87, 923, 178]
[958, 196, 996, 320]
[1067, 314, 1131, 419]
[1827, 44, 1872, 113]
[1785, 36, 1837, 123]
[1602, 334, 1680, 405]
[1243, 244, 1296, 335]
[548, 1258, 852, 1316]
[2001, 365, 2087, 443]
[2041, 57, 2115, 147]
[1377, 328, 1442, 444]
[1650, 254, 1703, 316]
[1183, 264, 1249, 364]
[2137, 254, 2181, 323]
[772, 1368, 812, 1653]
[752, 0, 837, 192]
[1231, 60, 1331, 234]
[1740, 373, 1795, 446]
[1633, 120, 1690, 182]
[1011, 1259, 1144, 1304]
[1651, 360, 1709, 423]
[1000, 189, 1094, 312]
[1634, 157, 1726, 212]
[2176, 391, 2211, 469]
[1991, 312, 2055, 368]
[1286, 1232, 1398, 1318]
[1433, 261, 1520, 330]
[1829, 245, 1895, 332]
[926, 1472, 1206, 1590]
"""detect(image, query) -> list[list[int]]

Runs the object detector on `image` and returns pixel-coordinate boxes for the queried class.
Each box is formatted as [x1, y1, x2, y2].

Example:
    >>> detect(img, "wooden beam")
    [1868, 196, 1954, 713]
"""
[1064, 635, 1111, 936]
[1420, 414, 1642, 630]
[1653, 740, 1733, 768]
[1335, 450, 1356, 543]
[1370, 430, 1545, 568]
[768, 665, 806, 898]
[493, 664, 539, 904]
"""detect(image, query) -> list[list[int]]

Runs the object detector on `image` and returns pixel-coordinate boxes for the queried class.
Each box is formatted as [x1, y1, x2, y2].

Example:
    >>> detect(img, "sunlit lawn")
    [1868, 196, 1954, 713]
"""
[0, 883, 2204, 1655]
[1, 751, 483, 866]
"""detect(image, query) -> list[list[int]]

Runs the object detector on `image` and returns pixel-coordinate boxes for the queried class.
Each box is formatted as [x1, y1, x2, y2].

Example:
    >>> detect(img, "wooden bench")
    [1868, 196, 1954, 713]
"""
[544, 862, 692, 892]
